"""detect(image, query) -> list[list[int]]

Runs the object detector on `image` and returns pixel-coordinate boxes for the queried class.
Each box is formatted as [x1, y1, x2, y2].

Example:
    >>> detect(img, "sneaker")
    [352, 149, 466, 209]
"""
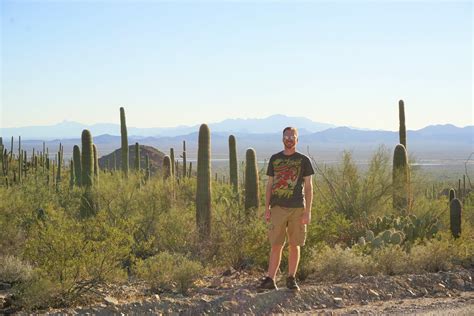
[286, 275, 300, 291]
[257, 276, 278, 291]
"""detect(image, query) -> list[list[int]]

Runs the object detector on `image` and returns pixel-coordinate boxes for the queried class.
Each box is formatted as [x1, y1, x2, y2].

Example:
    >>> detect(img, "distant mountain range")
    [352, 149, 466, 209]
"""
[2, 118, 472, 162]
[0, 114, 337, 139]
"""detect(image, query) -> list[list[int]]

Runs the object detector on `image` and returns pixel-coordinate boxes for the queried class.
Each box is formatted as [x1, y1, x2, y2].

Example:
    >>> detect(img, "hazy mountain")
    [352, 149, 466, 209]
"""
[0, 115, 335, 139]
[4, 124, 472, 163]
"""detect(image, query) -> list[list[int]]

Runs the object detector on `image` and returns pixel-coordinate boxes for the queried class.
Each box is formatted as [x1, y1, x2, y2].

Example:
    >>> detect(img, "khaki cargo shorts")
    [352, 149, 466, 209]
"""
[268, 205, 307, 246]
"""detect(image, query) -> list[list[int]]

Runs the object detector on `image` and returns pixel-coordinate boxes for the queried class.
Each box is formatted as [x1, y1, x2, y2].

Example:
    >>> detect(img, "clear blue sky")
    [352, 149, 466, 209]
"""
[1, 0, 472, 131]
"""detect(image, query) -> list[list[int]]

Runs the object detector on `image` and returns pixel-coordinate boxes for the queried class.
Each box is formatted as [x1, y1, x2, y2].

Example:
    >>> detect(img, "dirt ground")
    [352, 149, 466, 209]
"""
[2, 268, 473, 315]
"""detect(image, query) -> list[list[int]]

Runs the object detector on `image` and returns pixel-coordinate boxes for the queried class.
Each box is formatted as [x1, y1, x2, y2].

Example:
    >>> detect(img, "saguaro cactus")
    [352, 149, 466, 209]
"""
[392, 144, 409, 212]
[93, 144, 99, 184]
[81, 130, 94, 187]
[56, 148, 63, 186]
[450, 198, 462, 238]
[120, 107, 129, 177]
[244, 148, 259, 212]
[70, 160, 75, 188]
[182, 141, 187, 178]
[196, 124, 211, 239]
[134, 142, 140, 171]
[73, 145, 82, 186]
[449, 188, 456, 203]
[163, 155, 171, 179]
[145, 154, 150, 181]
[229, 135, 238, 193]
[399, 100, 406, 149]
[170, 148, 175, 178]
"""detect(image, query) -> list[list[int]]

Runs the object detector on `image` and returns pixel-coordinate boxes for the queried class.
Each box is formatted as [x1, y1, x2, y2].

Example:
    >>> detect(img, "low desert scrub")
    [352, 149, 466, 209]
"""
[133, 251, 205, 294]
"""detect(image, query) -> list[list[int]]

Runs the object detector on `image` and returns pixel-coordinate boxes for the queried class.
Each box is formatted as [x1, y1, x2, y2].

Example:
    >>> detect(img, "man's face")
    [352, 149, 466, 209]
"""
[282, 130, 298, 149]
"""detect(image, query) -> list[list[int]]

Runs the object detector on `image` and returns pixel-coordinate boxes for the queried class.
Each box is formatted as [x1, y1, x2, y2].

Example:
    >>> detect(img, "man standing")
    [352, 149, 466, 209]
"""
[258, 127, 314, 291]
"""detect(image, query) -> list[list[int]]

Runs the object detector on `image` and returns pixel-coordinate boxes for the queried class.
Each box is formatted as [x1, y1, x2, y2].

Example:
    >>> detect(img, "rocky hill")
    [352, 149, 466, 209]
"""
[98, 145, 166, 176]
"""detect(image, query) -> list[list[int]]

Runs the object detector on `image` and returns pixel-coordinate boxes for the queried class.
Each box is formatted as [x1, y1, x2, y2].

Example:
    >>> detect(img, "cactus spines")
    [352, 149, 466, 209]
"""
[244, 148, 259, 212]
[229, 135, 238, 192]
[120, 107, 129, 177]
[398, 100, 406, 149]
[449, 188, 456, 203]
[450, 198, 462, 238]
[134, 142, 140, 171]
[81, 129, 94, 187]
[163, 155, 171, 179]
[93, 144, 99, 184]
[196, 124, 211, 240]
[73, 145, 82, 186]
[392, 144, 409, 212]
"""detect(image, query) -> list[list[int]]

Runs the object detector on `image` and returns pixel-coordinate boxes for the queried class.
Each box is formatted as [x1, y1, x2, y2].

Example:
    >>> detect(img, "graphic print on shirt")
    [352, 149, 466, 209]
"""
[271, 158, 302, 199]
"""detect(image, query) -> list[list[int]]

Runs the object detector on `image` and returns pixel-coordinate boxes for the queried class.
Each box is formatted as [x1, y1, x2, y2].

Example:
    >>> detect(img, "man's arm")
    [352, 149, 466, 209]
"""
[265, 176, 274, 222]
[301, 175, 313, 224]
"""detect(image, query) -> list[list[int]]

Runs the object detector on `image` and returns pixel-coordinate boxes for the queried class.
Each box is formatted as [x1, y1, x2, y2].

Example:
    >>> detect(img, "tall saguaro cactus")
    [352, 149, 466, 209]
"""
[182, 141, 187, 178]
[245, 148, 259, 212]
[450, 198, 462, 238]
[134, 142, 140, 171]
[163, 155, 171, 179]
[449, 188, 456, 203]
[81, 130, 94, 187]
[145, 154, 150, 181]
[399, 100, 406, 149]
[170, 148, 175, 178]
[229, 135, 238, 193]
[392, 144, 409, 212]
[73, 145, 82, 186]
[196, 124, 211, 239]
[120, 107, 129, 177]
[93, 144, 99, 184]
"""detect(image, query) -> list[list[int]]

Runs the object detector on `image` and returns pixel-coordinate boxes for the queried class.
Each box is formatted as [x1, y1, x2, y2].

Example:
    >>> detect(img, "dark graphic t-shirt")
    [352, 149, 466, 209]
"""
[266, 151, 315, 208]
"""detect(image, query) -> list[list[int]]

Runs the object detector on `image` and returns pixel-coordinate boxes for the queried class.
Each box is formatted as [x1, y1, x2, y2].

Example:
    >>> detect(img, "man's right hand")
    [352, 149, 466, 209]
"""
[265, 208, 271, 222]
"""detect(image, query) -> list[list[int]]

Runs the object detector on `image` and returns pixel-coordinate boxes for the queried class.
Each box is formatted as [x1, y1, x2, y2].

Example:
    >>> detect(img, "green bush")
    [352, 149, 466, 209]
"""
[21, 209, 130, 307]
[133, 251, 205, 294]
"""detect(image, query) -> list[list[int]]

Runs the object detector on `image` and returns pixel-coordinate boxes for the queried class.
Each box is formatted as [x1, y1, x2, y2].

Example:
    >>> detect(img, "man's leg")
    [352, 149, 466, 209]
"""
[288, 244, 300, 277]
[268, 244, 284, 280]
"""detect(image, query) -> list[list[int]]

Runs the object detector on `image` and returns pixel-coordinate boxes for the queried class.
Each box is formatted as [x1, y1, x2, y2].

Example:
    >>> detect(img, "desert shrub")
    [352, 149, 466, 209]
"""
[212, 201, 269, 269]
[308, 244, 376, 281]
[21, 209, 130, 307]
[0, 255, 33, 284]
[12, 270, 60, 310]
[311, 147, 393, 245]
[372, 245, 410, 275]
[409, 232, 473, 272]
[133, 251, 205, 294]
